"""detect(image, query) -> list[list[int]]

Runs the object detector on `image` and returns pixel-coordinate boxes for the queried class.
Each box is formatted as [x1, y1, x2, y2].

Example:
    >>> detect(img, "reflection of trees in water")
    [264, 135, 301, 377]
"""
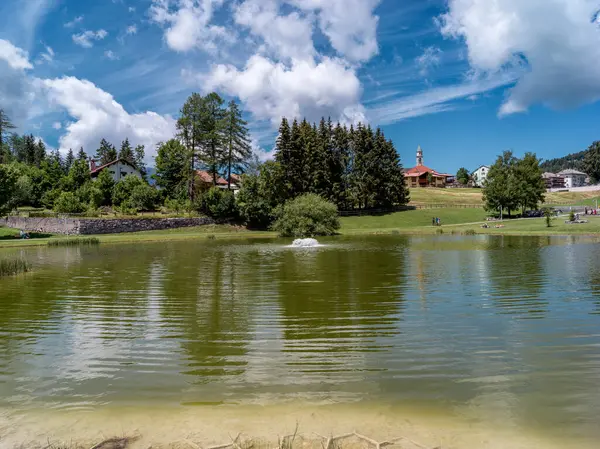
[277, 242, 407, 353]
[159, 245, 255, 382]
[485, 236, 549, 319]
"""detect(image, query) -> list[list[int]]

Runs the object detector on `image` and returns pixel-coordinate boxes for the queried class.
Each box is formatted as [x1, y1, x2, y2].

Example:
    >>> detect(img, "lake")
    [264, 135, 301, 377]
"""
[1, 235, 599, 448]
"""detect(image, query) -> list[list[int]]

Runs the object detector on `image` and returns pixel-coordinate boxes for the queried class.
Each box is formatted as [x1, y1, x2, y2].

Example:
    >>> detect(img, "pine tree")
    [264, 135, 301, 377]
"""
[23, 134, 37, 165]
[65, 148, 75, 174]
[198, 92, 227, 185]
[34, 139, 47, 167]
[311, 117, 332, 199]
[177, 93, 203, 200]
[118, 138, 135, 164]
[95, 139, 117, 165]
[583, 141, 600, 183]
[288, 119, 303, 197]
[274, 117, 292, 198]
[223, 100, 252, 189]
[331, 123, 351, 209]
[134, 144, 147, 179]
[77, 147, 87, 161]
[0, 109, 16, 151]
[155, 139, 189, 196]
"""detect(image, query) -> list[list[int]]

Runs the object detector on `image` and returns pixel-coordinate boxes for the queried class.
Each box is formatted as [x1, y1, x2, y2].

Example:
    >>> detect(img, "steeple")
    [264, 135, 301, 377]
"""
[416, 145, 423, 166]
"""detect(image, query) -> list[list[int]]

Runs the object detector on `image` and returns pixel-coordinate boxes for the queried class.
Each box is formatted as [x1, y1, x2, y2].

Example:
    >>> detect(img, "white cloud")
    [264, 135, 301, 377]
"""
[234, 0, 315, 61]
[288, 0, 381, 62]
[36, 45, 54, 65]
[72, 29, 108, 48]
[126, 24, 138, 35]
[64, 15, 84, 28]
[439, 0, 600, 116]
[149, 0, 233, 53]
[38, 77, 177, 162]
[52, 121, 62, 130]
[368, 72, 518, 125]
[416, 46, 442, 77]
[129, 6, 136, 12]
[0, 39, 33, 70]
[104, 50, 119, 60]
[200, 55, 365, 126]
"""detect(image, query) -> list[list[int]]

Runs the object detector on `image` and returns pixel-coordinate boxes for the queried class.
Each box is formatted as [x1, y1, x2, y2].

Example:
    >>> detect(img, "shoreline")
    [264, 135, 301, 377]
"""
[1, 403, 596, 449]
[1, 224, 599, 249]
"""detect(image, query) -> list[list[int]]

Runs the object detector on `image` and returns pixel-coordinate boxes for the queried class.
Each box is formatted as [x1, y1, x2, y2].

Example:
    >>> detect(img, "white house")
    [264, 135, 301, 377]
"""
[471, 165, 490, 187]
[89, 159, 142, 182]
[557, 169, 587, 188]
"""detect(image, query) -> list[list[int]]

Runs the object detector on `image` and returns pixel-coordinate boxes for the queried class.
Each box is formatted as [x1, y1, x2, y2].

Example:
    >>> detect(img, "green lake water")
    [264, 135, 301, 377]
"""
[1, 235, 600, 444]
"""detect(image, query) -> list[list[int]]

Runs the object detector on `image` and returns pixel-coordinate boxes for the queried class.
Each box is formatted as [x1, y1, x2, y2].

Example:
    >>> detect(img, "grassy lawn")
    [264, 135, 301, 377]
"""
[407, 187, 600, 207]
[340, 208, 486, 233]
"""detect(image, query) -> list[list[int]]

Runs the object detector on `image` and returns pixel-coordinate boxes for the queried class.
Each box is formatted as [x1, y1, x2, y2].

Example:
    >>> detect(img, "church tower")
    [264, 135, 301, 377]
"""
[416, 145, 423, 166]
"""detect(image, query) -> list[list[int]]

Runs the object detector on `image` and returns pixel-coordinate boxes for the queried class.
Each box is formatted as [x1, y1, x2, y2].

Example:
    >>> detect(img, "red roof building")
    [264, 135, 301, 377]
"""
[403, 146, 452, 188]
[195, 170, 228, 188]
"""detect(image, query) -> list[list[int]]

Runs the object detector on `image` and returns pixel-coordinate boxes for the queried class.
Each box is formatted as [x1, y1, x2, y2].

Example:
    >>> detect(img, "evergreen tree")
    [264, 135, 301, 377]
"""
[331, 123, 351, 209]
[198, 92, 227, 185]
[311, 118, 332, 199]
[134, 144, 147, 179]
[34, 139, 47, 167]
[274, 117, 292, 198]
[45, 150, 64, 187]
[65, 148, 75, 173]
[77, 147, 87, 161]
[95, 139, 117, 165]
[119, 138, 135, 164]
[23, 134, 37, 165]
[222, 100, 252, 189]
[0, 109, 16, 151]
[96, 167, 116, 206]
[177, 93, 203, 201]
[583, 141, 600, 183]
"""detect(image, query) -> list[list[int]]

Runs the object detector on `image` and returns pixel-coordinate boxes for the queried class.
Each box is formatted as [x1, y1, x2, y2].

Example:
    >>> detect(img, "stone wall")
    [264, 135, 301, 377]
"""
[1, 216, 215, 235]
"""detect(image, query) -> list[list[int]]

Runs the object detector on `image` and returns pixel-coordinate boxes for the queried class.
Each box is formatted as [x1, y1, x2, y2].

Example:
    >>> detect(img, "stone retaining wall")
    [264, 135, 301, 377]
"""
[1, 216, 215, 235]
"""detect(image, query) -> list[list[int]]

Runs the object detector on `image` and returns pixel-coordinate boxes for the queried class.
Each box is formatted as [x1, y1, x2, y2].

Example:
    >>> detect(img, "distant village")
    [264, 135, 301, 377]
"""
[404, 146, 592, 192]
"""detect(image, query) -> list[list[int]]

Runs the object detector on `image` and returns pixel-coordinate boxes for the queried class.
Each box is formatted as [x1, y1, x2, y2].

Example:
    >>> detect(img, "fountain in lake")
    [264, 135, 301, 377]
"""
[291, 238, 320, 248]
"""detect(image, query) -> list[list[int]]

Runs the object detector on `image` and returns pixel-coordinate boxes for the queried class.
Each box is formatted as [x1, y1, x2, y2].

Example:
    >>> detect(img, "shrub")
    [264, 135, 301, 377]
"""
[272, 193, 340, 237]
[463, 229, 476, 235]
[569, 210, 575, 222]
[54, 192, 86, 214]
[201, 187, 237, 219]
[112, 175, 144, 207]
[41, 188, 62, 209]
[129, 184, 160, 211]
[543, 207, 553, 227]
[163, 198, 193, 215]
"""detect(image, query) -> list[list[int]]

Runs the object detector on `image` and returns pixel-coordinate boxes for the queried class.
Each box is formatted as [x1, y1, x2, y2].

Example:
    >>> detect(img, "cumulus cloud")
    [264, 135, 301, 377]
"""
[0, 39, 33, 70]
[200, 55, 365, 125]
[149, 0, 233, 53]
[439, 0, 600, 115]
[38, 76, 177, 162]
[52, 121, 62, 130]
[36, 45, 54, 65]
[234, 0, 315, 61]
[72, 29, 108, 48]
[126, 24, 138, 35]
[288, 0, 381, 62]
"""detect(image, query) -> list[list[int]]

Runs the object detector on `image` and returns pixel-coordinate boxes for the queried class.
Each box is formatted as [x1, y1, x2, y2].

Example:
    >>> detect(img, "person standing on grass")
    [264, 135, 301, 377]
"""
[432, 217, 435, 226]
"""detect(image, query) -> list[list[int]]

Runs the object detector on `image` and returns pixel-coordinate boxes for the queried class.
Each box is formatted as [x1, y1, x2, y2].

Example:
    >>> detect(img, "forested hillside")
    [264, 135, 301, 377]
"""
[540, 150, 587, 173]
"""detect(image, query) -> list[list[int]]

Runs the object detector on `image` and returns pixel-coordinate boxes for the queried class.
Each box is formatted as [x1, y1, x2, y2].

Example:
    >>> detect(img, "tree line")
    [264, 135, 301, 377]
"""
[2, 91, 410, 226]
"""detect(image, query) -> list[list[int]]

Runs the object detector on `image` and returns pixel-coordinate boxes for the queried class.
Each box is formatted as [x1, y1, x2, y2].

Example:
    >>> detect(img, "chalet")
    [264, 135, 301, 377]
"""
[542, 172, 565, 189]
[403, 146, 453, 188]
[90, 158, 142, 182]
[195, 170, 229, 190]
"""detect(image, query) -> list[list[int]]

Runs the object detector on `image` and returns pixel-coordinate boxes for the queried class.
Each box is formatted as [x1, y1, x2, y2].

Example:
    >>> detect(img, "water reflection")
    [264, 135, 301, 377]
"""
[0, 236, 600, 440]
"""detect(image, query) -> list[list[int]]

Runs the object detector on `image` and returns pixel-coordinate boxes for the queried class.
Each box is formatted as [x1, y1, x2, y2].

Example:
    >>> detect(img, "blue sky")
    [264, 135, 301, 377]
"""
[1, 0, 600, 173]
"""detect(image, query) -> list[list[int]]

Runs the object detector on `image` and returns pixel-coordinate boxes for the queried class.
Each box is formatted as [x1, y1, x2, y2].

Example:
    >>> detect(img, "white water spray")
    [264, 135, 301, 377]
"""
[291, 238, 320, 248]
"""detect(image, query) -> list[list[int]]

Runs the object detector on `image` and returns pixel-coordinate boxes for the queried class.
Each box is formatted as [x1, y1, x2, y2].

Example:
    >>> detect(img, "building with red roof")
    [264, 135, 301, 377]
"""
[195, 170, 229, 189]
[403, 146, 453, 188]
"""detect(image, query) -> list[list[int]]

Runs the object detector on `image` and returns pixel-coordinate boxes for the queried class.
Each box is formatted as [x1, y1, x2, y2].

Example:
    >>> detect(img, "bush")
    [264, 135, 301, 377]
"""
[54, 192, 86, 214]
[41, 188, 62, 209]
[163, 198, 193, 215]
[200, 187, 237, 219]
[272, 193, 340, 237]
[112, 175, 144, 207]
[130, 184, 160, 211]
[569, 210, 575, 222]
